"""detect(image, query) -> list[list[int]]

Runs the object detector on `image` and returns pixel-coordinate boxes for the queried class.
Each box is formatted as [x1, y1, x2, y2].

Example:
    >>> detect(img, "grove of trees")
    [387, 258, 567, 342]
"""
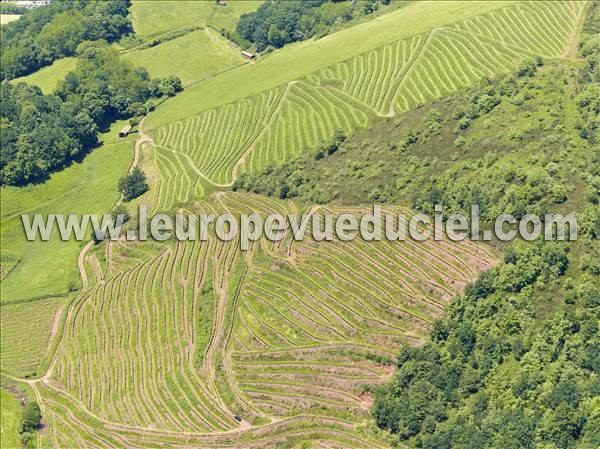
[0, 0, 132, 80]
[236, 0, 392, 52]
[118, 168, 148, 201]
[19, 400, 42, 449]
[0, 41, 181, 185]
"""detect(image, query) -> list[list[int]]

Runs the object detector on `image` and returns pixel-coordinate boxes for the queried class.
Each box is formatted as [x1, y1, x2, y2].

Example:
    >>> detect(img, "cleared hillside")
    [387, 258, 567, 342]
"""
[43, 191, 496, 447]
[146, 1, 585, 188]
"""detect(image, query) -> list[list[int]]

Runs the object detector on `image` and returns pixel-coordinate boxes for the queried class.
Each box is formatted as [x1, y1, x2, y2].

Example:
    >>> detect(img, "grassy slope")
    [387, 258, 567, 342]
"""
[0, 1, 592, 446]
[11, 57, 76, 94]
[0, 390, 20, 449]
[129, 0, 213, 39]
[0, 121, 133, 302]
[208, 0, 264, 32]
[146, 1, 582, 187]
[130, 0, 261, 39]
[122, 28, 244, 86]
[146, 1, 514, 127]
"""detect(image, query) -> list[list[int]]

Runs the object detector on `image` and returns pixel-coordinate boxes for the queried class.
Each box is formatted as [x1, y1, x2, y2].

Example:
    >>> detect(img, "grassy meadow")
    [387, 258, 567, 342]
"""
[0, 14, 20, 26]
[208, 0, 264, 33]
[129, 0, 262, 39]
[11, 57, 76, 94]
[0, 390, 20, 449]
[123, 28, 244, 86]
[129, 0, 214, 39]
[11, 0, 260, 93]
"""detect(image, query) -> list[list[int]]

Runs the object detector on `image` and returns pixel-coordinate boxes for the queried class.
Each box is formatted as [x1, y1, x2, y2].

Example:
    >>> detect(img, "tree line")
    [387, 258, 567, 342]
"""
[236, 0, 393, 52]
[18, 400, 42, 449]
[0, 0, 131, 80]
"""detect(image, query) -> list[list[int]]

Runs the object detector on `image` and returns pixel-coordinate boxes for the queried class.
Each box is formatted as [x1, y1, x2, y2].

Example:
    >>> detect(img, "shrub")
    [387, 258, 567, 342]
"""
[20, 401, 41, 434]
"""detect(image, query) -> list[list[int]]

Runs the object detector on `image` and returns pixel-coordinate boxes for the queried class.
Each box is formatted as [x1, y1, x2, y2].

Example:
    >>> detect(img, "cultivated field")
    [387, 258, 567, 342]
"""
[0, 298, 64, 377]
[38, 191, 496, 447]
[122, 28, 244, 87]
[148, 1, 585, 187]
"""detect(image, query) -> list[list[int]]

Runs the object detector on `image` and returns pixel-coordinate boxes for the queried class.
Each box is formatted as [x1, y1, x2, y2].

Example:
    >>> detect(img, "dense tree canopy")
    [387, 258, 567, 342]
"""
[373, 240, 600, 449]
[0, 0, 131, 80]
[0, 2, 26, 15]
[18, 400, 42, 448]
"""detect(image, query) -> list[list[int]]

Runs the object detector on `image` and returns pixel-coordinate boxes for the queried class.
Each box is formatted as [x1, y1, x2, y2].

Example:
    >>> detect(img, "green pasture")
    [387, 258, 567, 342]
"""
[0, 390, 20, 449]
[11, 57, 76, 94]
[123, 28, 244, 86]
[0, 121, 134, 303]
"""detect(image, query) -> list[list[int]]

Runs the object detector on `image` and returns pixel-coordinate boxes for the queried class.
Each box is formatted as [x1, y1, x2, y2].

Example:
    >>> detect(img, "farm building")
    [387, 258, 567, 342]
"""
[241, 51, 256, 60]
[119, 125, 132, 138]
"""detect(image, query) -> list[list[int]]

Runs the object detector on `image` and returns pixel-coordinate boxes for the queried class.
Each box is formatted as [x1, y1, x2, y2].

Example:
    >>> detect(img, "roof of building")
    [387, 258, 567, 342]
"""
[119, 125, 133, 135]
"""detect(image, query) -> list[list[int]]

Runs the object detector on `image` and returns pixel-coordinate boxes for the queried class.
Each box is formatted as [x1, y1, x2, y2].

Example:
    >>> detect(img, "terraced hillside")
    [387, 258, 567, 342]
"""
[0, 1, 590, 448]
[36, 192, 496, 447]
[148, 1, 585, 188]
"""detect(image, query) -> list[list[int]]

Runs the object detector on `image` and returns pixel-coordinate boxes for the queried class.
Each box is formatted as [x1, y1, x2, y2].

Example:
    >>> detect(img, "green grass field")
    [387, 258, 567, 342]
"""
[0, 390, 20, 449]
[0, 14, 20, 26]
[208, 0, 263, 33]
[129, 0, 262, 40]
[123, 28, 244, 86]
[0, 121, 133, 303]
[129, 0, 213, 40]
[12, 1, 260, 93]
[11, 57, 76, 94]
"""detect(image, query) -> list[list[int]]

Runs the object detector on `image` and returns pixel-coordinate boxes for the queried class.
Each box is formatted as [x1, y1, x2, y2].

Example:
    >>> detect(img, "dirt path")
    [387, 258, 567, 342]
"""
[563, 2, 589, 60]
[48, 306, 63, 342]
[132, 117, 152, 174]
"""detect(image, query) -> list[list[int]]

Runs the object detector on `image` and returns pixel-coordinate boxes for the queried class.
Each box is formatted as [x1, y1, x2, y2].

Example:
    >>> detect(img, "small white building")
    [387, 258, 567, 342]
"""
[12, 0, 52, 9]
